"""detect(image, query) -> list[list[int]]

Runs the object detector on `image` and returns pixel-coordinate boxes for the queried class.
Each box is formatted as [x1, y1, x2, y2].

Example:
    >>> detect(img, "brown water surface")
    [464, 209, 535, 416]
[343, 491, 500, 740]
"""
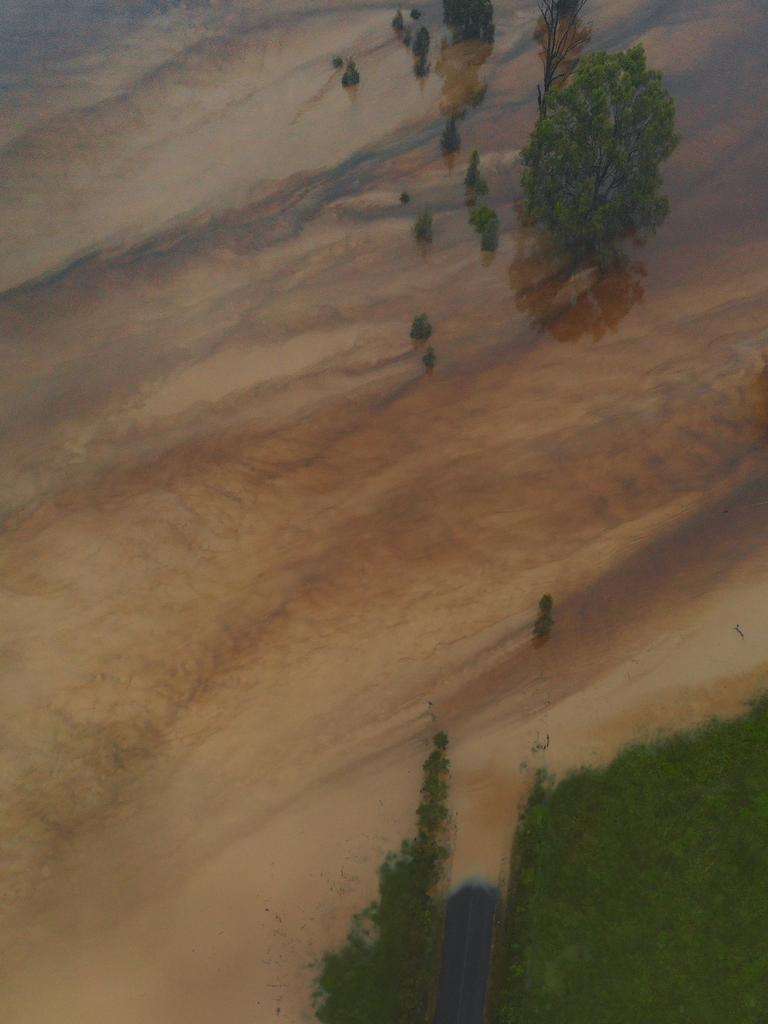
[1, 0, 768, 1020]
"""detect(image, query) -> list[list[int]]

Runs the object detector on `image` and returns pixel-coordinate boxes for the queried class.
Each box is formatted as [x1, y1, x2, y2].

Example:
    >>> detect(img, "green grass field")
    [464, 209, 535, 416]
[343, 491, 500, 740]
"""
[489, 694, 768, 1024]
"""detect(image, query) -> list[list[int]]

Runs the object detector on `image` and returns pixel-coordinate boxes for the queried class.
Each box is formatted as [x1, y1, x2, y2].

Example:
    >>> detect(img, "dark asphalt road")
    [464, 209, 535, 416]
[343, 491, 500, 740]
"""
[433, 883, 498, 1024]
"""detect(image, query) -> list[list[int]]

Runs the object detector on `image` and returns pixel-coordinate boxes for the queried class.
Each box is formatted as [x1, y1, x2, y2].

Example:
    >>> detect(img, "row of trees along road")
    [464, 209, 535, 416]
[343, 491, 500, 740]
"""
[313, 733, 452, 1024]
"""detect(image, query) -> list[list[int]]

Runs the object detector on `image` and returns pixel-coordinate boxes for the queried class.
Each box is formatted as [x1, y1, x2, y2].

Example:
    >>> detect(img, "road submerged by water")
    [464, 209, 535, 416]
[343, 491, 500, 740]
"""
[434, 883, 498, 1024]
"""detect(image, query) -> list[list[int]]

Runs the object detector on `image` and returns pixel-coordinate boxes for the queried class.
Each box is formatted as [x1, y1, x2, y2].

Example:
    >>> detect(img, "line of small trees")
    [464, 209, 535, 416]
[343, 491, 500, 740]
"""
[393, 7, 432, 76]
[313, 733, 452, 1023]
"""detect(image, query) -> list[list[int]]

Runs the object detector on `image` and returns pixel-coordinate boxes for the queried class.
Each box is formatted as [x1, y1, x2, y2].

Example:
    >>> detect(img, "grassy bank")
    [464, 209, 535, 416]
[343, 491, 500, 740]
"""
[313, 732, 451, 1023]
[489, 694, 768, 1024]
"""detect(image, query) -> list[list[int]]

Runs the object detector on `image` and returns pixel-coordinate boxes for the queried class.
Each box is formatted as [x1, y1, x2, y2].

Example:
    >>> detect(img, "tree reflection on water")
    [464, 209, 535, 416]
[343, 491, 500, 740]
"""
[509, 213, 646, 342]
[435, 38, 492, 118]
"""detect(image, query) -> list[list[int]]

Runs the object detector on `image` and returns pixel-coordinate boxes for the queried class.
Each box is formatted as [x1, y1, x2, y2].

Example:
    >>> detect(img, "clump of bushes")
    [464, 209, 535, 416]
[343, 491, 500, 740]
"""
[313, 733, 451, 1024]
[469, 204, 500, 251]
[422, 345, 437, 371]
[332, 55, 344, 69]
[441, 116, 461, 154]
[341, 59, 360, 87]
[411, 313, 433, 342]
[443, 0, 495, 43]
[464, 149, 489, 198]
[413, 209, 433, 243]
[532, 593, 554, 638]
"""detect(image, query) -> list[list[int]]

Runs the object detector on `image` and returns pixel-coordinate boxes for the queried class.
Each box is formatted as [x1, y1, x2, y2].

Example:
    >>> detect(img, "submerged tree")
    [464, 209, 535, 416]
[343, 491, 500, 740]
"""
[443, 0, 495, 43]
[480, 219, 499, 251]
[440, 116, 461, 154]
[341, 59, 360, 86]
[411, 313, 433, 341]
[522, 45, 678, 265]
[535, 0, 591, 113]
[414, 53, 430, 77]
[469, 204, 499, 250]
[413, 209, 433, 242]
[412, 24, 430, 57]
[533, 593, 554, 638]
[464, 148, 489, 197]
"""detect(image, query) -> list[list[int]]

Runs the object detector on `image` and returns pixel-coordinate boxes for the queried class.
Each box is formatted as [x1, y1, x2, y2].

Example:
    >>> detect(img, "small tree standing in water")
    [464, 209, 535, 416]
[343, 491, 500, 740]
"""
[412, 24, 430, 57]
[480, 218, 499, 251]
[414, 53, 430, 77]
[464, 149, 489, 198]
[332, 56, 344, 69]
[422, 345, 437, 371]
[392, 7, 405, 30]
[533, 593, 554, 638]
[341, 59, 360, 86]
[441, 116, 461, 154]
[413, 209, 433, 243]
[411, 313, 433, 341]
[400, 191, 411, 204]
[469, 204, 499, 250]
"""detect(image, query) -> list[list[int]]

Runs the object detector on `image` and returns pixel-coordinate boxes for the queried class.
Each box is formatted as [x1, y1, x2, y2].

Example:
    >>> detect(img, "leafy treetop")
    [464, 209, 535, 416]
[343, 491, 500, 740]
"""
[522, 44, 678, 265]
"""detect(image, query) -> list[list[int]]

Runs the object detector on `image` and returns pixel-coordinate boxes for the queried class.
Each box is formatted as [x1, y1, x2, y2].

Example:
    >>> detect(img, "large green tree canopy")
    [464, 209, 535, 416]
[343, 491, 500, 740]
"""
[522, 44, 678, 264]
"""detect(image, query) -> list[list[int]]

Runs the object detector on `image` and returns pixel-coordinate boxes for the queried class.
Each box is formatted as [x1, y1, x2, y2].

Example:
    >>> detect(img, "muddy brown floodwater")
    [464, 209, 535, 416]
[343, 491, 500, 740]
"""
[1, 0, 768, 1020]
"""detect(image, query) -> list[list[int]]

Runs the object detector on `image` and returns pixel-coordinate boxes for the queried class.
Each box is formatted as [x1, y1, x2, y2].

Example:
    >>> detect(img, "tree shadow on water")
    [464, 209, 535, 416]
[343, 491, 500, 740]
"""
[435, 38, 492, 118]
[508, 218, 646, 343]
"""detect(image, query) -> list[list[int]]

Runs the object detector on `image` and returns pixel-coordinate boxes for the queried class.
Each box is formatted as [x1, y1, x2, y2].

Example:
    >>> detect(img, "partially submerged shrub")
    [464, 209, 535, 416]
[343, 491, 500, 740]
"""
[533, 593, 554, 638]
[422, 345, 437, 371]
[392, 7, 405, 30]
[480, 219, 499, 251]
[469, 204, 499, 249]
[413, 209, 433, 243]
[410, 7, 422, 17]
[400, 191, 411, 204]
[464, 148, 489, 196]
[332, 55, 344, 69]
[411, 313, 433, 341]
[414, 53, 430, 77]
[440, 116, 461, 154]
[412, 24, 430, 57]
[341, 59, 360, 87]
